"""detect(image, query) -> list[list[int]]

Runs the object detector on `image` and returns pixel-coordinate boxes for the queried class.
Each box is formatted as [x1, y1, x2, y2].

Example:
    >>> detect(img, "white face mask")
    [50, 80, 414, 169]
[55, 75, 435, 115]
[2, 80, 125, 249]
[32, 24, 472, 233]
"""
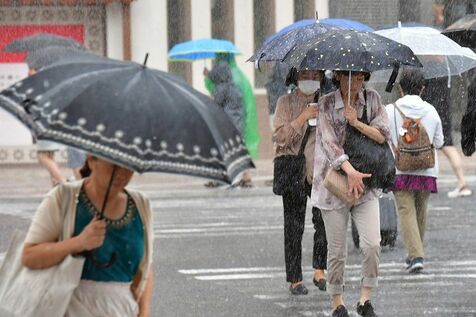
[298, 80, 320, 95]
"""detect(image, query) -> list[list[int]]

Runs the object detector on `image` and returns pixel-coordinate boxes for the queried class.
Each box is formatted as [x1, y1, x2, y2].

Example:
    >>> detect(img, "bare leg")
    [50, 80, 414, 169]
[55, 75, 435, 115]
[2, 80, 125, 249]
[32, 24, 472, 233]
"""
[441, 146, 466, 188]
[314, 269, 325, 281]
[359, 286, 372, 305]
[332, 294, 344, 310]
[37, 151, 66, 185]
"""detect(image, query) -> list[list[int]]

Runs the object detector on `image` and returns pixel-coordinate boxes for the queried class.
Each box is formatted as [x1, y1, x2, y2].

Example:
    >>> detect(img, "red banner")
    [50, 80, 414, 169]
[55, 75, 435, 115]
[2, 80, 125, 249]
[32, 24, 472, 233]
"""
[0, 24, 84, 63]
[0, 1, 130, 4]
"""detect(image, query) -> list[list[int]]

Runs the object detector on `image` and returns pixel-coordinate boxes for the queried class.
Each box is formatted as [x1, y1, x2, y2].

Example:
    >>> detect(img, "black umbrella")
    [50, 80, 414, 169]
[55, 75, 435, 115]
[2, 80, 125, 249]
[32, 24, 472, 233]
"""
[443, 14, 476, 48]
[0, 57, 254, 184]
[3, 33, 84, 52]
[25, 46, 101, 70]
[283, 29, 421, 72]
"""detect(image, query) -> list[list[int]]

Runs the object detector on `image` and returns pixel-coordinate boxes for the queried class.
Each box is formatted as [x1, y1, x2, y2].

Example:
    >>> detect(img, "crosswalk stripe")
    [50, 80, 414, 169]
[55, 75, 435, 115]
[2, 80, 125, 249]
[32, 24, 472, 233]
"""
[179, 260, 476, 275]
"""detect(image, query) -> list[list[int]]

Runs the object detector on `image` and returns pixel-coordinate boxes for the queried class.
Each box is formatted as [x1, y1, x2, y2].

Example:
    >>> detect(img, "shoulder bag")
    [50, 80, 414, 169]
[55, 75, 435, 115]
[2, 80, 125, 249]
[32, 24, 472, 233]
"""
[0, 188, 85, 317]
[343, 90, 396, 190]
[273, 126, 312, 196]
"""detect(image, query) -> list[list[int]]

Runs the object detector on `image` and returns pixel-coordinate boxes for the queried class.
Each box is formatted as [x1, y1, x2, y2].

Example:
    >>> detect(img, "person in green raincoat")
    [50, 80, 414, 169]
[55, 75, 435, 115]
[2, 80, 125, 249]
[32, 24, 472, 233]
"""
[204, 53, 261, 162]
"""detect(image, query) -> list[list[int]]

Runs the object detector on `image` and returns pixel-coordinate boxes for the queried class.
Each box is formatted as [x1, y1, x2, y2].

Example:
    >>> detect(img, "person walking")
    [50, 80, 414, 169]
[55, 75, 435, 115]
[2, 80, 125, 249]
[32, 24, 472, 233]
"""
[461, 70, 476, 156]
[205, 53, 260, 186]
[387, 69, 444, 273]
[311, 71, 390, 317]
[22, 156, 154, 317]
[273, 67, 327, 295]
[27, 66, 66, 186]
[204, 62, 248, 188]
[421, 77, 472, 198]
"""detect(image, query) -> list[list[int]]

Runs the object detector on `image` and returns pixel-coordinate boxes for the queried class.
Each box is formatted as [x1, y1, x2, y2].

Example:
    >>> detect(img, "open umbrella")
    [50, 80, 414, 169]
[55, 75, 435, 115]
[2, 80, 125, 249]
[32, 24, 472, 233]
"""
[25, 46, 101, 70]
[3, 33, 83, 52]
[263, 18, 374, 46]
[248, 22, 341, 63]
[168, 38, 240, 61]
[282, 29, 421, 72]
[442, 14, 476, 48]
[0, 57, 254, 184]
[375, 24, 476, 82]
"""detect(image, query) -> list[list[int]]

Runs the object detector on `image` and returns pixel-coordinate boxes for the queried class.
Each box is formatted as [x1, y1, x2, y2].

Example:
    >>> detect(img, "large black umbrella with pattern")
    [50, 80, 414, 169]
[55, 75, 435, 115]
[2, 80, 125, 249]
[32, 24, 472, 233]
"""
[0, 56, 254, 184]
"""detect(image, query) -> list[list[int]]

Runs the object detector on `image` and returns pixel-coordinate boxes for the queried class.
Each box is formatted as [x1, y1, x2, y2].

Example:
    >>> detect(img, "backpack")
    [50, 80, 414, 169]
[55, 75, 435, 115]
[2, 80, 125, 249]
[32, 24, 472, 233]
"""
[392, 104, 435, 171]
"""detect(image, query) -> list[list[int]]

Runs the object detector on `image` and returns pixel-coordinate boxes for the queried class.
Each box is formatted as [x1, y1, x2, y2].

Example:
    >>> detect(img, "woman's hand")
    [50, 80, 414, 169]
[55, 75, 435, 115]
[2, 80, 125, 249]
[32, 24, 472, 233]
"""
[346, 169, 371, 199]
[297, 105, 318, 126]
[77, 217, 106, 252]
[343, 106, 358, 126]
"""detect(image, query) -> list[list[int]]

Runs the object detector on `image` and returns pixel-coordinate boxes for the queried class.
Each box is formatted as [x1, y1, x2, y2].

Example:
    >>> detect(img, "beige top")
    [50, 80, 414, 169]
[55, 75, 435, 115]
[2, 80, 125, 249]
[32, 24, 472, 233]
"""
[273, 91, 316, 184]
[25, 180, 154, 300]
[310, 88, 391, 210]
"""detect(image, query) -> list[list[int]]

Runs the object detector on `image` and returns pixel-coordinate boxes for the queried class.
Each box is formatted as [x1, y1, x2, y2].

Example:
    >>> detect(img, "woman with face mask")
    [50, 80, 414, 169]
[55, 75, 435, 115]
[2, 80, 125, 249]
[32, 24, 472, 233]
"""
[311, 71, 390, 317]
[273, 68, 327, 295]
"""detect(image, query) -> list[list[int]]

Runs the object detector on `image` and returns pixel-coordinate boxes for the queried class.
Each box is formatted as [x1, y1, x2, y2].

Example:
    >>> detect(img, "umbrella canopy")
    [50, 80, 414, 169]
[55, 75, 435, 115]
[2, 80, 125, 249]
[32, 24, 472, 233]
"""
[25, 46, 101, 70]
[0, 58, 254, 184]
[248, 22, 342, 63]
[264, 18, 374, 45]
[168, 38, 240, 61]
[283, 29, 421, 72]
[3, 33, 83, 52]
[443, 14, 476, 48]
[375, 25, 476, 78]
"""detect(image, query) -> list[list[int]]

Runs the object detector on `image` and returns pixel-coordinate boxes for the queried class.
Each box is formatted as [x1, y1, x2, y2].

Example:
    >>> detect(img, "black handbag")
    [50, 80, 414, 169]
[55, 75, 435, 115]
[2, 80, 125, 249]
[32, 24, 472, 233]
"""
[343, 90, 396, 190]
[273, 127, 311, 196]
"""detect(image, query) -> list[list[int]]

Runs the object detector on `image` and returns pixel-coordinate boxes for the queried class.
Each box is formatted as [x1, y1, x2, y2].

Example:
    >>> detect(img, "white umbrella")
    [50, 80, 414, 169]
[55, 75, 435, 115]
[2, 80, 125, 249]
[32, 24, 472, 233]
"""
[374, 22, 476, 87]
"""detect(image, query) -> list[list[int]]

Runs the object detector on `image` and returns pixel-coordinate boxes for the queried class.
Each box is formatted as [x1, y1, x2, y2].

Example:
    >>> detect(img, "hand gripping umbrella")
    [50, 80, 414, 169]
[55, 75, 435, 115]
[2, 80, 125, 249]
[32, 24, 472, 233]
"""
[0, 54, 254, 266]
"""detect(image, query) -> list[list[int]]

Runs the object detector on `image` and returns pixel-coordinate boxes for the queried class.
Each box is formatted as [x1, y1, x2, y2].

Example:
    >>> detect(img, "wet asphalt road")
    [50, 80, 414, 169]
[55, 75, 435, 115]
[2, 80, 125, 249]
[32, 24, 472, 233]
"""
[0, 170, 475, 317]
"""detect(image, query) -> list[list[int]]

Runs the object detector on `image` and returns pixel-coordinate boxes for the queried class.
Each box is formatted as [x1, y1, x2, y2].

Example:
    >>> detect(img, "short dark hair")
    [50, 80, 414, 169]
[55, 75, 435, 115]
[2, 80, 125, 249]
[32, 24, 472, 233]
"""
[399, 69, 425, 95]
[332, 70, 371, 88]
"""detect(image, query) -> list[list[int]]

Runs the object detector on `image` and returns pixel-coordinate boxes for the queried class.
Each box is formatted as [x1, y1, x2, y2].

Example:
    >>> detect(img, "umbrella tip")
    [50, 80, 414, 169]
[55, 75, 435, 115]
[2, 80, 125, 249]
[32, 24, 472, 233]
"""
[143, 53, 149, 67]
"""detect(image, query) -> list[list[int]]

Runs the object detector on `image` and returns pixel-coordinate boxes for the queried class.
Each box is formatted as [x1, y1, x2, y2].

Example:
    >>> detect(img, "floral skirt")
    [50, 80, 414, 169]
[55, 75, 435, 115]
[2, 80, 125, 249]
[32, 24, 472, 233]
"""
[65, 280, 138, 317]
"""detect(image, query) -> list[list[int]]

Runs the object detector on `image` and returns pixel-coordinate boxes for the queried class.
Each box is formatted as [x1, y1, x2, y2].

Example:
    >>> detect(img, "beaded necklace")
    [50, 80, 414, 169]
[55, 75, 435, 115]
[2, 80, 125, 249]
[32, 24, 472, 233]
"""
[79, 188, 135, 229]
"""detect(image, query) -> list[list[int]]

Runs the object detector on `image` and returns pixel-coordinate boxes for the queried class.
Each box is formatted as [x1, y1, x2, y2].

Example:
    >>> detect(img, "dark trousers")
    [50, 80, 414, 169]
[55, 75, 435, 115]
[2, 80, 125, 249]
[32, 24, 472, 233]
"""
[282, 182, 327, 283]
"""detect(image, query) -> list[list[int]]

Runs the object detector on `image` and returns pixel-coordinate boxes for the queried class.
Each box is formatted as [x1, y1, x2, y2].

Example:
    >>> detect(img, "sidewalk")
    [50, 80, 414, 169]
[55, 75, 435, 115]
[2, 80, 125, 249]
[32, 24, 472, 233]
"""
[0, 151, 475, 198]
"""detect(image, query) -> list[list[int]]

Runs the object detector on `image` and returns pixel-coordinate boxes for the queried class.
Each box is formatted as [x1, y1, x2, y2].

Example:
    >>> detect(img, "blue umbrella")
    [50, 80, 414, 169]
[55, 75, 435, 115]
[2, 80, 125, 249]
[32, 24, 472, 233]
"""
[264, 18, 374, 45]
[168, 38, 240, 61]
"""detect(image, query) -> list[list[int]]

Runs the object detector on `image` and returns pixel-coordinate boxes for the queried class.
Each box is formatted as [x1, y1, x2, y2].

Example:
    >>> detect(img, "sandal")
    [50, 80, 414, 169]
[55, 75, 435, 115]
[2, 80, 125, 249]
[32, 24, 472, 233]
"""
[289, 283, 308, 295]
[313, 277, 327, 291]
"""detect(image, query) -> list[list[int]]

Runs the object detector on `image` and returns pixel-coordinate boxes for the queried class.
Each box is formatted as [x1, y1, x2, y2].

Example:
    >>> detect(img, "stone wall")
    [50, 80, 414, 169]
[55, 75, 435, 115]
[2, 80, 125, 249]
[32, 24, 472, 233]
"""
[329, 0, 400, 29]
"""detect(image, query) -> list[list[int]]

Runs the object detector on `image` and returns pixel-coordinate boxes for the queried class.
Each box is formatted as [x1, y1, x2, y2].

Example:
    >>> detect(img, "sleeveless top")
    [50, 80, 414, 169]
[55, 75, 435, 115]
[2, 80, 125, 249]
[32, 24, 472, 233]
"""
[73, 188, 144, 282]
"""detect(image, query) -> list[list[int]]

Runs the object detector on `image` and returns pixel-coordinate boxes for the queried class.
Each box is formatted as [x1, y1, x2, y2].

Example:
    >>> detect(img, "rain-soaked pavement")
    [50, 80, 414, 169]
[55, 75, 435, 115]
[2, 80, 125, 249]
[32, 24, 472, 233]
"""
[0, 158, 476, 317]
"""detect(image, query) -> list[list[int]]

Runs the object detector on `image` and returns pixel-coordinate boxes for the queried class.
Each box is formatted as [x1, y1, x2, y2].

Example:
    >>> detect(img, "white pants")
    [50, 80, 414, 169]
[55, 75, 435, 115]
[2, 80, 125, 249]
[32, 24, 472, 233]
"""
[65, 280, 138, 317]
[321, 199, 381, 295]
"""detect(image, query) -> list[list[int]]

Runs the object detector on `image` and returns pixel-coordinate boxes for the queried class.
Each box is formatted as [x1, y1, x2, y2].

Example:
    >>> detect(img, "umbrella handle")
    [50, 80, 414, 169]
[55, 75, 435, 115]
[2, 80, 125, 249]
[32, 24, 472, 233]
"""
[385, 64, 400, 93]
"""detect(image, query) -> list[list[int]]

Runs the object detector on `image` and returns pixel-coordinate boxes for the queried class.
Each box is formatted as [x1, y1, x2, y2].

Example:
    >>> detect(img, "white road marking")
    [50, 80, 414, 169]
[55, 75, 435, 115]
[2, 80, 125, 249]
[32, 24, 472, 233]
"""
[179, 260, 476, 275]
